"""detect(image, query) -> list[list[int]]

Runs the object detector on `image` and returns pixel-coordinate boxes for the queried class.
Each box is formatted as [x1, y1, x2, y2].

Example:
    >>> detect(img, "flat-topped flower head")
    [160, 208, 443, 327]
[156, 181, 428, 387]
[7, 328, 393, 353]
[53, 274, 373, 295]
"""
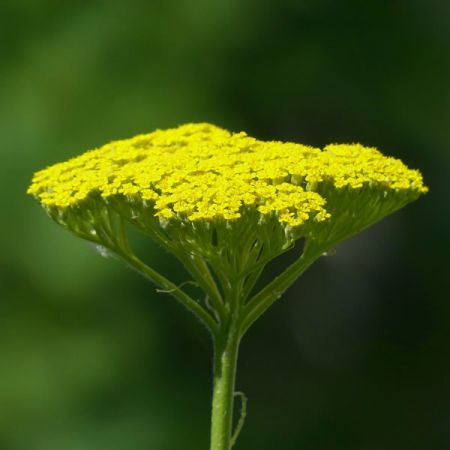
[28, 123, 427, 277]
[29, 123, 426, 218]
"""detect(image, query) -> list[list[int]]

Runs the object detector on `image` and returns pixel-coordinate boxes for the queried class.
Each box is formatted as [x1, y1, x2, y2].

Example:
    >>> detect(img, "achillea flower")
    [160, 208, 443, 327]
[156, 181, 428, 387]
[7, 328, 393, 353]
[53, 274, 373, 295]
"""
[27, 123, 427, 450]
[28, 123, 426, 265]
[28, 123, 426, 224]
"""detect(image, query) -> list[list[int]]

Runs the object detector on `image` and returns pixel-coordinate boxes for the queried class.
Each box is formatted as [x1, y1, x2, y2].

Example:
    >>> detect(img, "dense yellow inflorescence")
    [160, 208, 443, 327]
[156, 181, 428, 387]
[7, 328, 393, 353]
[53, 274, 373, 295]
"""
[28, 123, 427, 227]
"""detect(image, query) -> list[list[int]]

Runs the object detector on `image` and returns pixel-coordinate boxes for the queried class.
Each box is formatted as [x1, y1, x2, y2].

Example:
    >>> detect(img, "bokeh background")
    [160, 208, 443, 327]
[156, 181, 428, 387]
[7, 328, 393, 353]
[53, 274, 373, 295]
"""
[1, 1, 449, 449]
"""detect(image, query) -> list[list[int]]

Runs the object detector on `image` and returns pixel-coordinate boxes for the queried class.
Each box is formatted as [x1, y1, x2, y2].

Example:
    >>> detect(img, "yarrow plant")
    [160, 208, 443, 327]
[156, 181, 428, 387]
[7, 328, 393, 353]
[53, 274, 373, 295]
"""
[28, 123, 427, 449]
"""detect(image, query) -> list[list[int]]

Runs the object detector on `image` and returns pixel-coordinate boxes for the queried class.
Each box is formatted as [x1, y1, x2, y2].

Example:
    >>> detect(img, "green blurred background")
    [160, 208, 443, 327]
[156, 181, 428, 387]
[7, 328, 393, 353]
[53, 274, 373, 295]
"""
[1, 0, 449, 449]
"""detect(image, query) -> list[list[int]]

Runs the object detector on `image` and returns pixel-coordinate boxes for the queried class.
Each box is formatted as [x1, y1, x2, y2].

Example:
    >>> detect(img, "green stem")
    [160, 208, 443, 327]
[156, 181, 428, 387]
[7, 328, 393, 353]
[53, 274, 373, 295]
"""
[117, 249, 219, 334]
[180, 253, 227, 322]
[210, 324, 241, 450]
[241, 242, 321, 335]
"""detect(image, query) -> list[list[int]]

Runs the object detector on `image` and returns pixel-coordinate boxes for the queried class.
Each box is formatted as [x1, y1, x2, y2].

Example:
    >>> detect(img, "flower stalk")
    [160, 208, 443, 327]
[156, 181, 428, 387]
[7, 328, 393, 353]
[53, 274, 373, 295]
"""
[210, 320, 242, 450]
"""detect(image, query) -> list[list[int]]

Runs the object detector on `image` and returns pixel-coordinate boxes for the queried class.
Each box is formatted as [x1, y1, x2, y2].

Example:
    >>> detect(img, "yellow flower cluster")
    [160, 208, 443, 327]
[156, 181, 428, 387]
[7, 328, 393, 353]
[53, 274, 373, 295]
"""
[28, 123, 427, 228]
